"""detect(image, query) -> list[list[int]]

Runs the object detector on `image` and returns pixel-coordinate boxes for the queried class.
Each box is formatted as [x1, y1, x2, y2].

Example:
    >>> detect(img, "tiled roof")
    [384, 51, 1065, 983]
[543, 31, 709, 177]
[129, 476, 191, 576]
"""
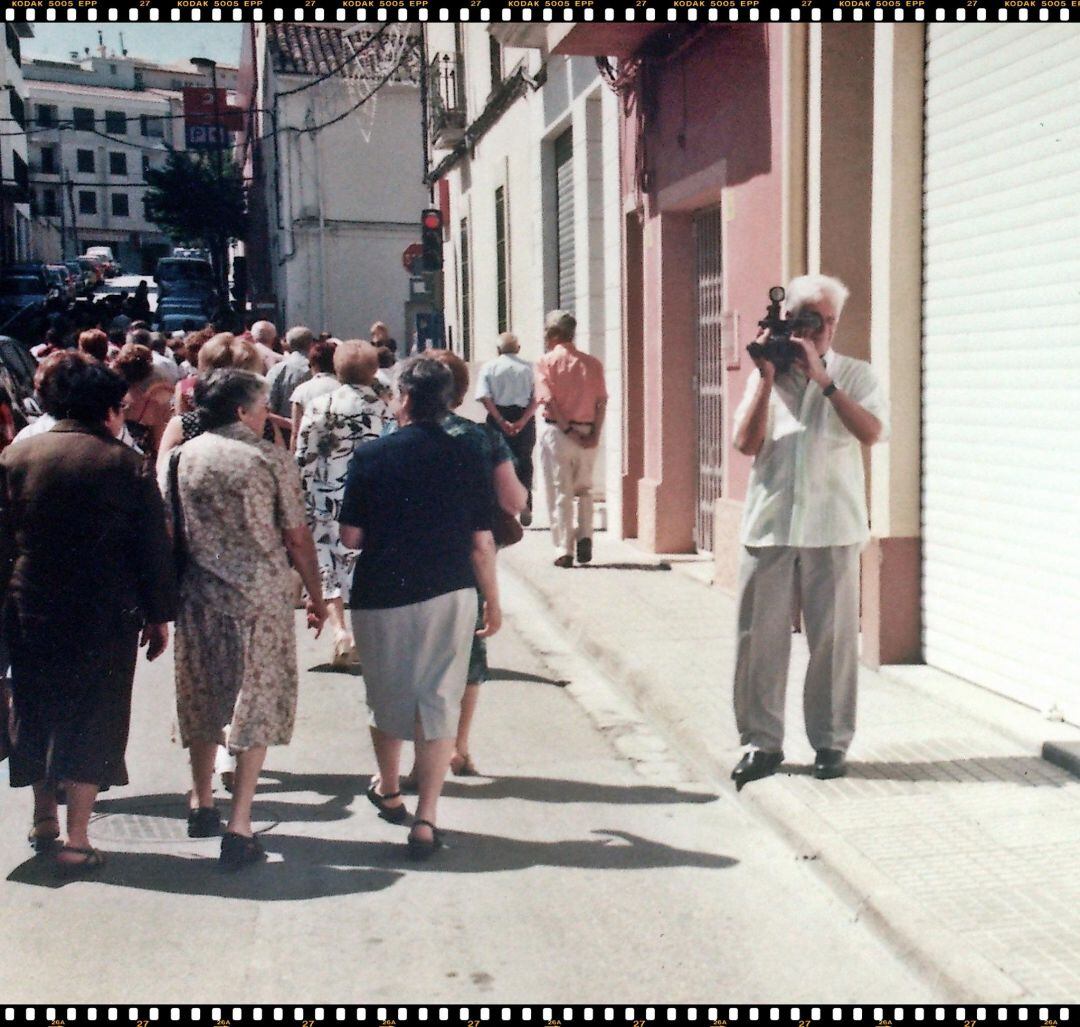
[267, 25, 420, 84]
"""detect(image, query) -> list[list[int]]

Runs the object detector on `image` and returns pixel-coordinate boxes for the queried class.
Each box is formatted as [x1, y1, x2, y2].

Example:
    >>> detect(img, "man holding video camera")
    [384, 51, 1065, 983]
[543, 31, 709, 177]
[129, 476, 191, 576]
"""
[730, 274, 887, 790]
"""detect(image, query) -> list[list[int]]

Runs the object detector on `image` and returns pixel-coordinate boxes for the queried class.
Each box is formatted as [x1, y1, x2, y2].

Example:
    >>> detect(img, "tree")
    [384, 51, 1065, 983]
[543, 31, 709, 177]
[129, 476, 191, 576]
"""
[143, 149, 246, 302]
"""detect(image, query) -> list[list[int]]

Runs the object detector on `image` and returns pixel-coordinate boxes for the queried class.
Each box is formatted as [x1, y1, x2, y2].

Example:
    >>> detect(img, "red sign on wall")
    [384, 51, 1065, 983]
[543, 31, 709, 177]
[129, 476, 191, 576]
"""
[182, 88, 244, 131]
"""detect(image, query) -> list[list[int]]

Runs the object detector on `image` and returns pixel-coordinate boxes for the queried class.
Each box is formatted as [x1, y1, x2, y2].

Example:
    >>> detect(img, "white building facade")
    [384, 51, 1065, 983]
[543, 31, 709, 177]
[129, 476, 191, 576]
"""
[1, 24, 34, 266]
[423, 24, 624, 534]
[237, 24, 426, 342]
[22, 49, 235, 273]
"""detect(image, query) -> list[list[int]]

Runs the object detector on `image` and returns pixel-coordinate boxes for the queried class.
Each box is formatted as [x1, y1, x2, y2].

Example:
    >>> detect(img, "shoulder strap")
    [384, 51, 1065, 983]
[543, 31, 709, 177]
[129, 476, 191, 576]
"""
[168, 449, 185, 538]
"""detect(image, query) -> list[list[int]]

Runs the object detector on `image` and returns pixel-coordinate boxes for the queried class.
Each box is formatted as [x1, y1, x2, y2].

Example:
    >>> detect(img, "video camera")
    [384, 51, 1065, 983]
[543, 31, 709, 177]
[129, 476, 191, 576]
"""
[747, 286, 824, 375]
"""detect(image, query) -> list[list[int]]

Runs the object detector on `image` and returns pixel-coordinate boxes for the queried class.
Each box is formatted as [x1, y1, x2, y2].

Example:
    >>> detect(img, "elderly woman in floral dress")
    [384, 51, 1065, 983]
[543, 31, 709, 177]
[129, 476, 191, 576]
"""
[295, 340, 390, 666]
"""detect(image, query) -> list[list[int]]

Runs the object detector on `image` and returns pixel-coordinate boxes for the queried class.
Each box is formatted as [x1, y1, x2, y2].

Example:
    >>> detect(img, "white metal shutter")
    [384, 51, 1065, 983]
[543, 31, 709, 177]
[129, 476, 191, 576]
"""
[554, 129, 576, 313]
[922, 25, 1080, 715]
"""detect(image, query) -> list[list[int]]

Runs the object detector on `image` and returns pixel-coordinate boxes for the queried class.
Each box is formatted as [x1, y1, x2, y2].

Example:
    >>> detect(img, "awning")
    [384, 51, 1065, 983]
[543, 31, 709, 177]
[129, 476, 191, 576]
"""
[549, 25, 667, 59]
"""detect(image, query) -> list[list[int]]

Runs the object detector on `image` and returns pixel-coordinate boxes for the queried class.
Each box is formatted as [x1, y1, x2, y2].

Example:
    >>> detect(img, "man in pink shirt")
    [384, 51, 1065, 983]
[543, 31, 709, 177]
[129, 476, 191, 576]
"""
[535, 310, 607, 568]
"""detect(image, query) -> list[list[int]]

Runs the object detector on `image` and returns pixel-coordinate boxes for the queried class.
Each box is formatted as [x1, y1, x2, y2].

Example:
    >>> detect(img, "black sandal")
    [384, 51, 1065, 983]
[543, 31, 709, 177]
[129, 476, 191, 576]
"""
[366, 782, 409, 825]
[219, 831, 266, 870]
[406, 819, 444, 861]
[28, 815, 61, 855]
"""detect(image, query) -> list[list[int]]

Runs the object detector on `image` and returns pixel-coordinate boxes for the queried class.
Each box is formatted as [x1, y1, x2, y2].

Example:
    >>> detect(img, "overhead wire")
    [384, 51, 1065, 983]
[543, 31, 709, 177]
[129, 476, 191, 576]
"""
[274, 24, 391, 97]
[285, 34, 418, 137]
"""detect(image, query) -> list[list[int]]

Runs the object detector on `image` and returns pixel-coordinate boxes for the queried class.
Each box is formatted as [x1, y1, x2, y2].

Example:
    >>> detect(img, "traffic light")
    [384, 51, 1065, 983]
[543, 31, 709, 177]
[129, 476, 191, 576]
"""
[420, 208, 443, 272]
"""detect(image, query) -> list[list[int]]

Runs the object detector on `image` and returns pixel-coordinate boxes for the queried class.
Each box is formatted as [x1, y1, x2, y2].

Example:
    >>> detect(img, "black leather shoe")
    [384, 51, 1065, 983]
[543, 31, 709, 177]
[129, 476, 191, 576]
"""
[731, 750, 784, 792]
[813, 749, 847, 779]
[576, 538, 592, 564]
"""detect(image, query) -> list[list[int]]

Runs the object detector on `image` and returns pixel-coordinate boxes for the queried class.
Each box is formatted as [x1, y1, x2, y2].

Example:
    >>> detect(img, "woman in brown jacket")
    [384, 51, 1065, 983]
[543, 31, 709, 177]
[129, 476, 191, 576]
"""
[0, 353, 176, 874]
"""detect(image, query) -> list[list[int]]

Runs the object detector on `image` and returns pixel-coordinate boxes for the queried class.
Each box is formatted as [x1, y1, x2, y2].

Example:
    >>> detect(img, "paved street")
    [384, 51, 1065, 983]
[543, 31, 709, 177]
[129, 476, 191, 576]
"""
[0, 576, 932, 1004]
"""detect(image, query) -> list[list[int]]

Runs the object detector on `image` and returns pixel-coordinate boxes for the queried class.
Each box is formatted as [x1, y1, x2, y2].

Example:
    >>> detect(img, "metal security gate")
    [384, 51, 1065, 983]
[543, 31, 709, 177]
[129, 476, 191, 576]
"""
[693, 207, 723, 552]
[554, 129, 576, 313]
[922, 25, 1080, 715]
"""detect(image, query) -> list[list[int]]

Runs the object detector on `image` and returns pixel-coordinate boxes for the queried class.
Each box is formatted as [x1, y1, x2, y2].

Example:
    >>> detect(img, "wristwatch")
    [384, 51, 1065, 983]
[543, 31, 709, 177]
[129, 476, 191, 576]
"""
[822, 380, 838, 398]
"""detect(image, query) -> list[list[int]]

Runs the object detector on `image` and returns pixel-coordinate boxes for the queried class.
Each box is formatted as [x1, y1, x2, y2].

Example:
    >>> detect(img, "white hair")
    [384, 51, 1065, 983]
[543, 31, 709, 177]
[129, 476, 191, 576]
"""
[785, 274, 849, 318]
[544, 309, 577, 339]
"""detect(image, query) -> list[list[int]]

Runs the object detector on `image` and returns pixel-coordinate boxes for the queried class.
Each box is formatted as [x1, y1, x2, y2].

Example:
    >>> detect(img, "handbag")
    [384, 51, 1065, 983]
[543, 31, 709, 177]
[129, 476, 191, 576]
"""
[492, 506, 524, 548]
[167, 449, 188, 583]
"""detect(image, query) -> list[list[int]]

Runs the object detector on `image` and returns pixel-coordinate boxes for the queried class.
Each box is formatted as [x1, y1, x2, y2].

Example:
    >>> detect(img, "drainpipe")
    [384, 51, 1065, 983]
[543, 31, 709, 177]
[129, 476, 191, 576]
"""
[309, 97, 328, 332]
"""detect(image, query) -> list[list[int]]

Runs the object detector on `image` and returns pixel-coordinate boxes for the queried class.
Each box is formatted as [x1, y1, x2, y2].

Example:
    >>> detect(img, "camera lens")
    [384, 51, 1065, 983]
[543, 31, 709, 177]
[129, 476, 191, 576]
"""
[769, 286, 785, 303]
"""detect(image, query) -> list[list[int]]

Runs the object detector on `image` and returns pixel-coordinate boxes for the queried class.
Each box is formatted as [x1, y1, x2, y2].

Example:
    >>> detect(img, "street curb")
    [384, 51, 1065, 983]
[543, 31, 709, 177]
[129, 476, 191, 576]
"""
[500, 556, 1029, 1004]
[1042, 741, 1080, 779]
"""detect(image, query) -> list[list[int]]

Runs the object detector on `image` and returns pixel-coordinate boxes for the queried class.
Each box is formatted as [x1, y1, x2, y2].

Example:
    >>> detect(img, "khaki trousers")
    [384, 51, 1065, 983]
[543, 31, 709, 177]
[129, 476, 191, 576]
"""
[733, 544, 861, 754]
[539, 423, 597, 558]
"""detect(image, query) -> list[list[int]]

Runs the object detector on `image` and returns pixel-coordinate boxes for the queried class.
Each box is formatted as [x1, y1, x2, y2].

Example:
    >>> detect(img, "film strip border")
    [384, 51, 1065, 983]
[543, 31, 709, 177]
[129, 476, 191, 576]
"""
[0, 1008, 1074, 1024]
[6, 2, 1080, 21]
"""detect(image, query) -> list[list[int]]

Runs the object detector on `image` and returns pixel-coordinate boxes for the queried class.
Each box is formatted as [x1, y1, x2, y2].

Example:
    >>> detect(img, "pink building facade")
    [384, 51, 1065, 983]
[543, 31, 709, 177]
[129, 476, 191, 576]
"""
[553, 24, 920, 670]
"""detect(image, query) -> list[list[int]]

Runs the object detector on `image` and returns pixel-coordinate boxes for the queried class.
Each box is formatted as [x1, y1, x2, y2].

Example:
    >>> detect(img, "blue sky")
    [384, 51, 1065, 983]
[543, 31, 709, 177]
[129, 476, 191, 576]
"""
[24, 25, 244, 68]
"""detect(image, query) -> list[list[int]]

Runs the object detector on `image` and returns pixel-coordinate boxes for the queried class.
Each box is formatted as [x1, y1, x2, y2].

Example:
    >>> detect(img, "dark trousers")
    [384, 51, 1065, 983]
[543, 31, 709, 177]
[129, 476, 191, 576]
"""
[487, 404, 536, 508]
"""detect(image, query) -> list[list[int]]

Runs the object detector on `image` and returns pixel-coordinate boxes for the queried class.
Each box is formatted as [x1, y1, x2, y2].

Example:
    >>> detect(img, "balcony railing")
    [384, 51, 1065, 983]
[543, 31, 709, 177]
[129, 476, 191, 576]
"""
[428, 53, 466, 150]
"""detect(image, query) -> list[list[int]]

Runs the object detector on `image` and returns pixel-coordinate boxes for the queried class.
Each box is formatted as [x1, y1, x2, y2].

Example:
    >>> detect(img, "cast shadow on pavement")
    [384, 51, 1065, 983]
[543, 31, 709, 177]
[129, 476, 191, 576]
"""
[573, 563, 672, 572]
[438, 776, 719, 806]
[778, 756, 1071, 786]
[93, 773, 718, 822]
[307, 663, 362, 676]
[6, 828, 736, 898]
[486, 666, 569, 687]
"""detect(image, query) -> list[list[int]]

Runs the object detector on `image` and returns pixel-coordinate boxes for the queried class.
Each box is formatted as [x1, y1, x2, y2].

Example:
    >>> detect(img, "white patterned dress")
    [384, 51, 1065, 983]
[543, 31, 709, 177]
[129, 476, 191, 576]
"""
[295, 383, 390, 600]
[163, 421, 308, 751]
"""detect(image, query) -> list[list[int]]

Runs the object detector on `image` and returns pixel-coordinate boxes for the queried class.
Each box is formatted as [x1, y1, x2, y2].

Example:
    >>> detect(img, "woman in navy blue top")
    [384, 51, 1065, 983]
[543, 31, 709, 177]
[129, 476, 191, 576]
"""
[339, 356, 501, 859]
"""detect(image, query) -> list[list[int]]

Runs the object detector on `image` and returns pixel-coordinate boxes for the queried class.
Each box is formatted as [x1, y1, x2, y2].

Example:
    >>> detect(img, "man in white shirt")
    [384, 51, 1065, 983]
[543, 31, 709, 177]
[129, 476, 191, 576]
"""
[476, 332, 537, 524]
[730, 274, 887, 789]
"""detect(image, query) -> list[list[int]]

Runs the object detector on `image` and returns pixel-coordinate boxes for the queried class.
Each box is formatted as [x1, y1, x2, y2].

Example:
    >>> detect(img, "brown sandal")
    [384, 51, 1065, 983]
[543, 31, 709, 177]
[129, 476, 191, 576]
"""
[54, 845, 106, 876]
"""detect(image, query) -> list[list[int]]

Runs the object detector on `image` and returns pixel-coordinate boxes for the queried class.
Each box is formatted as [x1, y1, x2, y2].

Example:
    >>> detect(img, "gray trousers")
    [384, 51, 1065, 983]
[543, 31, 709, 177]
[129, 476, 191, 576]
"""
[733, 544, 861, 754]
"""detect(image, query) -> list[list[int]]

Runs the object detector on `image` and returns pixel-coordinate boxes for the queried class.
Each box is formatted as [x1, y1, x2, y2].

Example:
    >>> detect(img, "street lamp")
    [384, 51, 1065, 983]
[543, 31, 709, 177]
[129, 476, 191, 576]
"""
[190, 56, 227, 303]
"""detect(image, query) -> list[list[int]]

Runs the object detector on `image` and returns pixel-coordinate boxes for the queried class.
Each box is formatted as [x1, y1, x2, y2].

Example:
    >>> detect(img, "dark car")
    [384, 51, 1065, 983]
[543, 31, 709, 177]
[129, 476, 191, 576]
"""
[0, 334, 42, 436]
[65, 260, 94, 297]
[0, 266, 58, 339]
[46, 264, 76, 303]
[157, 292, 214, 334]
[155, 258, 216, 303]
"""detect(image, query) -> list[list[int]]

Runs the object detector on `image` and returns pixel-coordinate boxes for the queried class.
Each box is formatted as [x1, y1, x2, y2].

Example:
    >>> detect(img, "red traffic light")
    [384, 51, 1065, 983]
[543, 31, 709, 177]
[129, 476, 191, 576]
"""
[422, 210, 442, 231]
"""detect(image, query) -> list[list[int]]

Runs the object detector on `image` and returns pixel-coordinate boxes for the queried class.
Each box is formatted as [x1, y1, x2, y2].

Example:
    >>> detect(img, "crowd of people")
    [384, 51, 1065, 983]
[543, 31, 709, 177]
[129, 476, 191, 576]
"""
[0, 304, 608, 874]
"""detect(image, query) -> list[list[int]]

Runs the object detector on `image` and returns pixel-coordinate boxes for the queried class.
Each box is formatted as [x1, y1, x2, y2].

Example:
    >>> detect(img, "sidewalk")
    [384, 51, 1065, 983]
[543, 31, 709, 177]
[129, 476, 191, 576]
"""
[501, 529, 1080, 1002]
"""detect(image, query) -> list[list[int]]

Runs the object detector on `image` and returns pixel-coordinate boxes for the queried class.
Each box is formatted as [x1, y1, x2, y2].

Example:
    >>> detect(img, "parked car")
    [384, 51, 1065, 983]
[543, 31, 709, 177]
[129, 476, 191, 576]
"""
[156, 288, 215, 333]
[172, 247, 210, 261]
[0, 334, 41, 436]
[46, 264, 76, 303]
[0, 266, 59, 338]
[155, 256, 215, 297]
[84, 246, 119, 278]
[65, 260, 94, 297]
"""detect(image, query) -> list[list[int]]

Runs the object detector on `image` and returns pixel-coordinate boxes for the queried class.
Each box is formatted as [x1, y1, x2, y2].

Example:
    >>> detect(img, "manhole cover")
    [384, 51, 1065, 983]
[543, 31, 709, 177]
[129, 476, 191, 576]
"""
[90, 812, 191, 844]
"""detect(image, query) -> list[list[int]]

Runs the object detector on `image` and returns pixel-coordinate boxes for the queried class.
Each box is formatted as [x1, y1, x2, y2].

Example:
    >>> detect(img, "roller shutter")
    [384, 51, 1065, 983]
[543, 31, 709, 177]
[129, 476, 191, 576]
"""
[922, 25, 1080, 715]
[554, 128, 576, 313]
